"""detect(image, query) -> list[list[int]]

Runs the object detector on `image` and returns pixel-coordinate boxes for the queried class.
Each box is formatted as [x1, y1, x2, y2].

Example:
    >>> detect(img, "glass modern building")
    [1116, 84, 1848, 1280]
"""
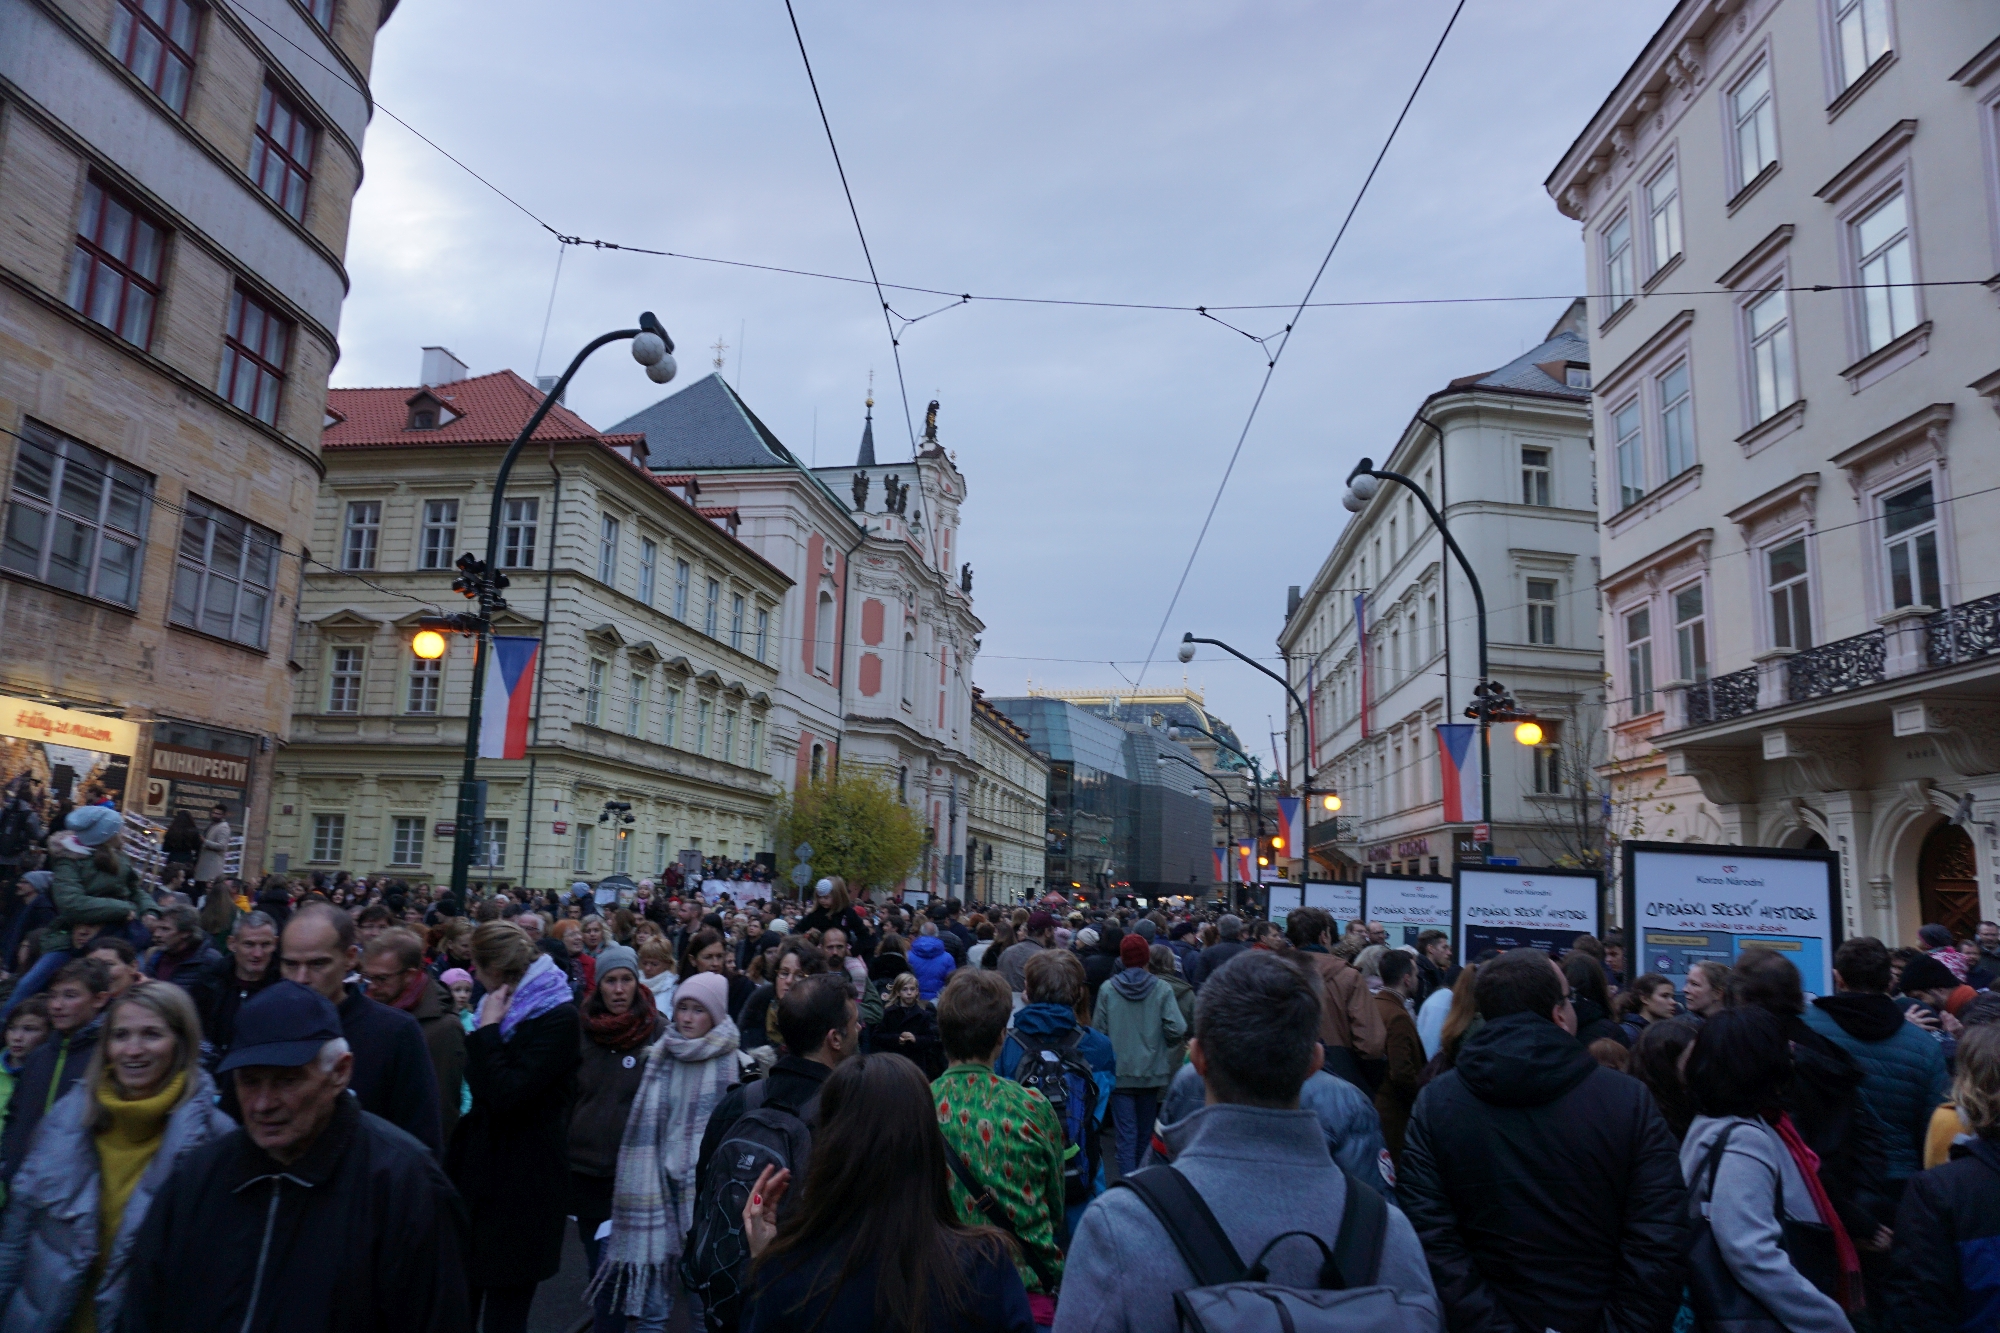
[987, 697, 1214, 903]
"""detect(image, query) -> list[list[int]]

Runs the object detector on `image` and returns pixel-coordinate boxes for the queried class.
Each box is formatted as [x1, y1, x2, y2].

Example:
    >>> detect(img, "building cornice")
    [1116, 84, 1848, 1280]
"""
[1717, 224, 1794, 290]
[1602, 527, 1713, 598]
[1814, 119, 1919, 203]
[1596, 309, 1697, 398]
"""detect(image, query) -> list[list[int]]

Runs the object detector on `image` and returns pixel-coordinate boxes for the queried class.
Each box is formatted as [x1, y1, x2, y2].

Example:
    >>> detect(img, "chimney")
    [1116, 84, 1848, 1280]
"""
[420, 346, 469, 386]
[1286, 585, 1302, 619]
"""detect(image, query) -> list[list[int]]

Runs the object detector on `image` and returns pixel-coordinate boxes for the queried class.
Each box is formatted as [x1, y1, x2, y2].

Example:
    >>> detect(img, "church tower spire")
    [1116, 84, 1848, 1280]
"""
[856, 373, 876, 467]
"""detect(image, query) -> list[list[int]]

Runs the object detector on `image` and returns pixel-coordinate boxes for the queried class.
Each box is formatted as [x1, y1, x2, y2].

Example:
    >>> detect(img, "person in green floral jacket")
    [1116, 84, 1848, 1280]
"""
[932, 968, 1067, 1312]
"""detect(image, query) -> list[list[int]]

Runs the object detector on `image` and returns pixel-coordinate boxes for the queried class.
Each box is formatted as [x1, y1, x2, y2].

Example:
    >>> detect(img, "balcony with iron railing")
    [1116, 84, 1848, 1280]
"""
[1665, 589, 2000, 734]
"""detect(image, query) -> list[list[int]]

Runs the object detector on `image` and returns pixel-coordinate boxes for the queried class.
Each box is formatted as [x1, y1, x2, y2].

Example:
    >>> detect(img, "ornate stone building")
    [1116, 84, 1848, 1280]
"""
[968, 690, 1048, 904]
[0, 0, 397, 867]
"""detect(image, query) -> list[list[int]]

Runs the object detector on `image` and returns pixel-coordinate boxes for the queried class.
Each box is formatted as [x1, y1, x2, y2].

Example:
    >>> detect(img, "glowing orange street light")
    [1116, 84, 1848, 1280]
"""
[412, 629, 448, 660]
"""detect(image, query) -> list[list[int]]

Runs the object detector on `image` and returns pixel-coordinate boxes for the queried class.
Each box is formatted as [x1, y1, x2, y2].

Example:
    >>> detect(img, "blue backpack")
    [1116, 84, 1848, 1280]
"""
[1009, 1026, 1099, 1205]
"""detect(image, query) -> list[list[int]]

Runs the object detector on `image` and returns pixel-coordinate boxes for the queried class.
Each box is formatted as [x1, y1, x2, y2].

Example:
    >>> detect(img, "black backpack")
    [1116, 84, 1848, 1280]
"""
[1008, 1027, 1100, 1205]
[681, 1079, 816, 1332]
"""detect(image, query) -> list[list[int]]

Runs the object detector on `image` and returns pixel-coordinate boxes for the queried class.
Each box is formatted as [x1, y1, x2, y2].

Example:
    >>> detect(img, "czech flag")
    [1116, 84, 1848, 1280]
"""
[1436, 723, 1480, 824]
[1212, 847, 1226, 883]
[479, 637, 541, 760]
[1237, 841, 1254, 884]
[1274, 796, 1302, 855]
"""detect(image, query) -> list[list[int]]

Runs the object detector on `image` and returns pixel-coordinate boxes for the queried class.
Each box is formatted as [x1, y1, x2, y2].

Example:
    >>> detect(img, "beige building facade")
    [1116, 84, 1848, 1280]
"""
[0, 0, 394, 865]
[270, 359, 787, 888]
[1547, 0, 2000, 939]
[968, 691, 1049, 904]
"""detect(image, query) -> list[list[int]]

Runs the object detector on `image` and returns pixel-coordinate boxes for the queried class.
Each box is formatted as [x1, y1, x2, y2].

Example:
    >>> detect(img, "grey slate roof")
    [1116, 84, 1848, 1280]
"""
[1460, 330, 1590, 400]
[607, 373, 800, 470]
[856, 406, 876, 467]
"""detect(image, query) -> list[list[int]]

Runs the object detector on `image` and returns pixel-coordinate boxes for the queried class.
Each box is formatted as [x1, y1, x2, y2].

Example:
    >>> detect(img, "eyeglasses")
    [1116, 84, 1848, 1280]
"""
[1564, 989, 1579, 1005]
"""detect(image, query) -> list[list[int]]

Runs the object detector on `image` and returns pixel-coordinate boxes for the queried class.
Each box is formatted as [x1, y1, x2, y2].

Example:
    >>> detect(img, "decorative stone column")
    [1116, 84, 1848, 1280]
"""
[1879, 607, 1935, 679]
[1819, 790, 1875, 943]
[1753, 649, 1795, 710]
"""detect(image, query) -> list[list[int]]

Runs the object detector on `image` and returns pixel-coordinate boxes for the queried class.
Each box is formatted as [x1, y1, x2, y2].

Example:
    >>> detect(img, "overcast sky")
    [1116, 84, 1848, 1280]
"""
[336, 0, 1676, 767]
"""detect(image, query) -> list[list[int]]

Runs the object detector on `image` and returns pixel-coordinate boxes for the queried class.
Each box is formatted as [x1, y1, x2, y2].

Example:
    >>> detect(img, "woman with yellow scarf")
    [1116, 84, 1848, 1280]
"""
[0, 982, 232, 1331]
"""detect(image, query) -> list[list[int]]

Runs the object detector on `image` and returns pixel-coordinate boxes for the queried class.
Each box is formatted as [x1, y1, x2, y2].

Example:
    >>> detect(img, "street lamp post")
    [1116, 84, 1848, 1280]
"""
[1163, 720, 1267, 902]
[1158, 750, 1242, 906]
[443, 313, 677, 908]
[1340, 457, 1536, 864]
[1176, 634, 1335, 882]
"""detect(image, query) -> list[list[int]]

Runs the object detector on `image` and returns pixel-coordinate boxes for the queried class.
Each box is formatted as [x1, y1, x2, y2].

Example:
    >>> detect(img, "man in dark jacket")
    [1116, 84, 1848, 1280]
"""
[0, 956, 108, 1182]
[361, 928, 465, 1146]
[1189, 914, 1250, 988]
[264, 904, 441, 1155]
[184, 910, 281, 1071]
[696, 974, 857, 1186]
[1082, 924, 1125, 995]
[142, 903, 222, 984]
[122, 982, 469, 1332]
[1399, 947, 1686, 1332]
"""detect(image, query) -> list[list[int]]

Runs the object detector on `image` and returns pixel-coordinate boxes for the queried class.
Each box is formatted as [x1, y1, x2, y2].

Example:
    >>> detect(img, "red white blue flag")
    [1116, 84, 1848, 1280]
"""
[1436, 723, 1480, 824]
[479, 637, 541, 760]
[1275, 796, 1302, 854]
[1355, 593, 1370, 739]
[1237, 841, 1254, 884]
[1212, 847, 1226, 883]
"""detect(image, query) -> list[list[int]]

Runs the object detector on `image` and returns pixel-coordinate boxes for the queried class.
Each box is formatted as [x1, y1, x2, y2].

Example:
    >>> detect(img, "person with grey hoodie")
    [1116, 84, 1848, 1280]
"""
[1054, 950, 1439, 1333]
[1680, 1006, 1856, 1331]
[1092, 933, 1188, 1177]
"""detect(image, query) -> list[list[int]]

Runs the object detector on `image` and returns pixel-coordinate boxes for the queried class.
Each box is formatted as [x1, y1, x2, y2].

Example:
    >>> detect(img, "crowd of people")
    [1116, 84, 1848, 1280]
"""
[0, 797, 1995, 1331]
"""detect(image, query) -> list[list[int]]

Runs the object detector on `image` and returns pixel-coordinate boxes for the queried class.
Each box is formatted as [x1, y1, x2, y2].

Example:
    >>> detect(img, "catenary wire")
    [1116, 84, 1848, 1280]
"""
[1130, 0, 1470, 693]
[780, 0, 917, 454]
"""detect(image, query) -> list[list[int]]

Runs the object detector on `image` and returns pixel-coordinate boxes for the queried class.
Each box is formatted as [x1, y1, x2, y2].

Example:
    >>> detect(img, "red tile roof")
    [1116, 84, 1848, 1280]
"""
[323, 371, 614, 449]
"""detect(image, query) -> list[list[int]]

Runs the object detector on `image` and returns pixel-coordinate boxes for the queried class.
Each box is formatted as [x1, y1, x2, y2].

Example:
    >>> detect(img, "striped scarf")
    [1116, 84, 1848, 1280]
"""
[590, 1018, 741, 1315]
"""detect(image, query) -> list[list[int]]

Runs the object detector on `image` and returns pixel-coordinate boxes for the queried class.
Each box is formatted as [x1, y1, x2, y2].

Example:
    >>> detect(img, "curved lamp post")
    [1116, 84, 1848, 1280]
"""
[443, 314, 677, 905]
[1176, 633, 1337, 880]
[1339, 456, 1537, 863]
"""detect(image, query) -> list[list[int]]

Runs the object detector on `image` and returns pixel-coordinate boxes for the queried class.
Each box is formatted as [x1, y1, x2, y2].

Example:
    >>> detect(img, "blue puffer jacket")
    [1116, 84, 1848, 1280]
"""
[0, 1071, 234, 1332]
[1802, 993, 1948, 1180]
[907, 934, 957, 1001]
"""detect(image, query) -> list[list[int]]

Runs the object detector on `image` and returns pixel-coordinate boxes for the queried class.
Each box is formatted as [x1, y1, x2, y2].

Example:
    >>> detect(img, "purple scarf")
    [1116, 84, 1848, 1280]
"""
[500, 954, 570, 1040]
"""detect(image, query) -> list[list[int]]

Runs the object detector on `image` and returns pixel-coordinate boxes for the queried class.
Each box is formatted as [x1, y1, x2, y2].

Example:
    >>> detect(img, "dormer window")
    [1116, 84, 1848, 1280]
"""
[410, 408, 436, 430]
[404, 390, 455, 431]
[1566, 365, 1591, 389]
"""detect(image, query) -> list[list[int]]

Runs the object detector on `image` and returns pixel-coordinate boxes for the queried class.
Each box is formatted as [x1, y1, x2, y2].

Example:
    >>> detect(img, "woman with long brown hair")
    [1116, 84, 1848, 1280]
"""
[738, 1053, 1031, 1333]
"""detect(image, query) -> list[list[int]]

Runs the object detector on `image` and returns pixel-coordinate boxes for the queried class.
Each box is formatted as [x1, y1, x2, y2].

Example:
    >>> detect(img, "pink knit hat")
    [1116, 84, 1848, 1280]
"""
[676, 971, 730, 1029]
[441, 968, 472, 987]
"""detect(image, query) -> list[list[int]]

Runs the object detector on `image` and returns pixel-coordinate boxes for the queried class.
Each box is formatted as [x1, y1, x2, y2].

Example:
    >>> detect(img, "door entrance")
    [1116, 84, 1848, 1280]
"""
[1917, 820, 1979, 941]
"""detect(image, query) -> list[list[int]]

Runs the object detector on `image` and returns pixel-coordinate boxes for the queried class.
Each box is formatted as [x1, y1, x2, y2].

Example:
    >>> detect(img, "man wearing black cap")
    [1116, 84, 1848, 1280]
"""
[122, 981, 469, 1332]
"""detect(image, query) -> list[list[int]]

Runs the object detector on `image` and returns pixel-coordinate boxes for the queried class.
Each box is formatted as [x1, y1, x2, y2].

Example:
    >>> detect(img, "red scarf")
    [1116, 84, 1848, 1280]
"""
[584, 984, 657, 1052]
[1771, 1112, 1862, 1311]
[390, 971, 428, 1012]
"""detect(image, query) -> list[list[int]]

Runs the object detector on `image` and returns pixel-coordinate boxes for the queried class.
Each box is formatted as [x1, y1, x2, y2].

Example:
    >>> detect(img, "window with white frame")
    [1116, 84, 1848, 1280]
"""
[500, 497, 538, 569]
[1767, 538, 1813, 649]
[1614, 399, 1645, 509]
[1625, 607, 1656, 716]
[419, 499, 457, 570]
[696, 699, 712, 755]
[814, 591, 835, 675]
[584, 659, 605, 726]
[1673, 583, 1708, 681]
[755, 608, 769, 663]
[627, 673, 648, 737]
[1521, 447, 1552, 506]
[750, 716, 764, 770]
[704, 578, 721, 637]
[1646, 160, 1682, 272]
[1532, 721, 1563, 794]
[310, 812, 344, 862]
[1, 424, 151, 609]
[477, 819, 507, 870]
[613, 827, 631, 875]
[1834, 0, 1891, 91]
[341, 500, 379, 570]
[638, 538, 657, 605]
[1881, 479, 1941, 609]
[1746, 287, 1797, 423]
[1732, 60, 1778, 191]
[1854, 189, 1916, 353]
[673, 559, 690, 620]
[723, 709, 737, 765]
[1526, 579, 1558, 645]
[327, 646, 362, 713]
[406, 652, 440, 714]
[597, 515, 620, 585]
[390, 816, 424, 866]
[663, 686, 681, 747]
[1659, 362, 1695, 479]
[1602, 213, 1634, 311]
[730, 593, 745, 651]
[572, 824, 591, 873]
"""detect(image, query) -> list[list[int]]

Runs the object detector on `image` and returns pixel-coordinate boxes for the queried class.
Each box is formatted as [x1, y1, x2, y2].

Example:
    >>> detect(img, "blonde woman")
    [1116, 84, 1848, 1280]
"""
[1884, 1023, 2000, 1329]
[0, 982, 232, 1330]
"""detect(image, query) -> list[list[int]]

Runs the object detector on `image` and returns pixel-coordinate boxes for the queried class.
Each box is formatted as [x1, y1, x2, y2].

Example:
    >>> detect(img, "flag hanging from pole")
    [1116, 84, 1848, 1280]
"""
[1436, 723, 1480, 824]
[479, 637, 541, 760]
[1236, 841, 1253, 884]
[1355, 593, 1370, 739]
[1305, 659, 1319, 770]
[1275, 796, 1302, 854]
[1211, 847, 1226, 883]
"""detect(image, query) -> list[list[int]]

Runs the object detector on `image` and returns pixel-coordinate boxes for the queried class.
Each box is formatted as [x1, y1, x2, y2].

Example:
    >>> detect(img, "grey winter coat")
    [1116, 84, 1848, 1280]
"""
[193, 821, 230, 884]
[0, 1071, 234, 1332]
[1680, 1116, 1852, 1333]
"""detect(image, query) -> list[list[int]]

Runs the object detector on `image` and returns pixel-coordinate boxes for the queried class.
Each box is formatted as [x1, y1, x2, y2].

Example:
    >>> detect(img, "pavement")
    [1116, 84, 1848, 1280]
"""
[526, 1227, 698, 1333]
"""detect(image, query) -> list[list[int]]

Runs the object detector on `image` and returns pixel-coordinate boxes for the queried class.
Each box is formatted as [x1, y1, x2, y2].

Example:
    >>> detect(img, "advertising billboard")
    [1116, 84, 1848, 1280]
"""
[1455, 866, 1600, 959]
[1362, 874, 1454, 949]
[1304, 881, 1363, 933]
[1623, 842, 1841, 998]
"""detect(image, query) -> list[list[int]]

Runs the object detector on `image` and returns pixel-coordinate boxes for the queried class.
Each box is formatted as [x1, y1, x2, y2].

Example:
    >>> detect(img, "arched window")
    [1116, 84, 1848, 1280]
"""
[901, 628, 916, 705]
[810, 743, 825, 782]
[814, 590, 836, 675]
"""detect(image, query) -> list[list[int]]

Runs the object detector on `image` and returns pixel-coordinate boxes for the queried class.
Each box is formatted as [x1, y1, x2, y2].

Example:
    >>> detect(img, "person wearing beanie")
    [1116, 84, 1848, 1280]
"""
[2, 806, 150, 1020]
[1091, 928, 1188, 1176]
[569, 940, 662, 1321]
[1898, 952, 1977, 1062]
